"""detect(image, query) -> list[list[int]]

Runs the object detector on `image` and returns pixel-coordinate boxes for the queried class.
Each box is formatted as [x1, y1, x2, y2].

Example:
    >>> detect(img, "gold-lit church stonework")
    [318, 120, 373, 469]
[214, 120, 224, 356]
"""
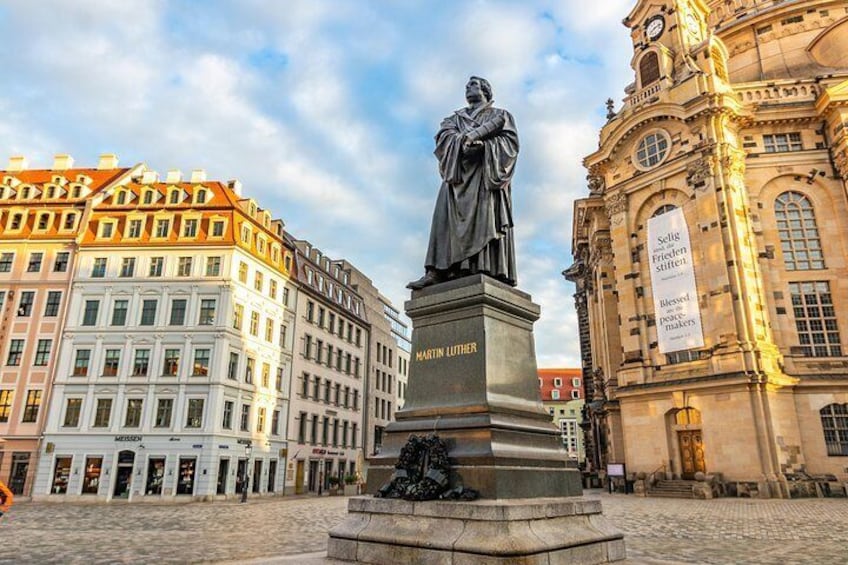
[568, 0, 848, 497]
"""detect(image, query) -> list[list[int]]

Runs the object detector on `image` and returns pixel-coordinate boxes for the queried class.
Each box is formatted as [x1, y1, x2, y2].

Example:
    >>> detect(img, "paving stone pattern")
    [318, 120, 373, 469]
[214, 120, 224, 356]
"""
[1, 490, 846, 564]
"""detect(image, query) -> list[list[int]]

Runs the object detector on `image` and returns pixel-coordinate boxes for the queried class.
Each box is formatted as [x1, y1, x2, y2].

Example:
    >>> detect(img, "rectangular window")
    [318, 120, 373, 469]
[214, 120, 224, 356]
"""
[170, 299, 187, 326]
[155, 398, 173, 427]
[238, 262, 248, 283]
[27, 252, 43, 272]
[272, 409, 280, 436]
[132, 349, 150, 376]
[34, 339, 52, 366]
[790, 281, 842, 357]
[6, 339, 24, 366]
[283, 287, 290, 307]
[227, 352, 239, 380]
[99, 222, 114, 239]
[102, 349, 121, 376]
[254, 271, 264, 292]
[269, 279, 278, 299]
[199, 299, 216, 325]
[92, 398, 112, 427]
[249, 311, 259, 336]
[764, 132, 803, 153]
[240, 404, 250, 431]
[351, 423, 358, 449]
[306, 301, 314, 322]
[127, 219, 143, 238]
[298, 411, 307, 443]
[140, 299, 157, 326]
[257, 407, 266, 433]
[0, 390, 13, 422]
[155, 219, 170, 238]
[177, 257, 192, 277]
[182, 218, 198, 237]
[206, 256, 221, 277]
[211, 220, 225, 237]
[310, 414, 318, 444]
[265, 319, 274, 342]
[233, 304, 244, 330]
[82, 300, 99, 326]
[119, 257, 136, 278]
[261, 363, 270, 388]
[73, 349, 91, 376]
[149, 257, 164, 277]
[17, 291, 34, 317]
[245, 358, 255, 384]
[163, 348, 180, 376]
[276, 367, 284, 392]
[222, 400, 234, 429]
[44, 291, 62, 317]
[125, 398, 143, 427]
[279, 324, 288, 348]
[63, 397, 82, 427]
[0, 252, 13, 272]
[186, 398, 204, 427]
[111, 299, 128, 326]
[91, 257, 107, 278]
[54, 251, 69, 272]
[22, 390, 43, 423]
[192, 349, 210, 376]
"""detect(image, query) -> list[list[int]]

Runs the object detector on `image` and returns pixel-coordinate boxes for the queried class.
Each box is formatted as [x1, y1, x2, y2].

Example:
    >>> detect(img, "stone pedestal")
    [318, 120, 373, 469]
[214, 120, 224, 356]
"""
[328, 275, 623, 562]
[327, 496, 625, 564]
[366, 275, 581, 499]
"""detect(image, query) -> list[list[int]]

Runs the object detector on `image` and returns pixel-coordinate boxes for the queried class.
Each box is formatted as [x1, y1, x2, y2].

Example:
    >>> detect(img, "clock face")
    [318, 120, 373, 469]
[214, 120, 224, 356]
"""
[646, 16, 665, 40]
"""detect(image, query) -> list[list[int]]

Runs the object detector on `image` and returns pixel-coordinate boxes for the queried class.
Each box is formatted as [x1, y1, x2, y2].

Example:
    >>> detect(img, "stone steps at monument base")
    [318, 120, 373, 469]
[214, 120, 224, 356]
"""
[648, 480, 698, 498]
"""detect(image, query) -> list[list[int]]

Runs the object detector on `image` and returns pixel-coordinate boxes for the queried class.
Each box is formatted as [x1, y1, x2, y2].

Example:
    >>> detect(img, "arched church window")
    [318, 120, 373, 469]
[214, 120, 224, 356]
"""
[710, 47, 728, 81]
[820, 403, 848, 456]
[639, 52, 660, 87]
[775, 191, 824, 270]
[652, 204, 676, 218]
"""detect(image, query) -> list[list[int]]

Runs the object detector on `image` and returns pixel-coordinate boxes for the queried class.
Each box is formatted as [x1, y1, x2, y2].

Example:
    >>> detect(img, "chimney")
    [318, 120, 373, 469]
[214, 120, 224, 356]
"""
[227, 179, 243, 197]
[165, 169, 183, 184]
[97, 153, 119, 170]
[52, 154, 75, 170]
[141, 170, 159, 184]
[7, 156, 27, 171]
[190, 169, 207, 183]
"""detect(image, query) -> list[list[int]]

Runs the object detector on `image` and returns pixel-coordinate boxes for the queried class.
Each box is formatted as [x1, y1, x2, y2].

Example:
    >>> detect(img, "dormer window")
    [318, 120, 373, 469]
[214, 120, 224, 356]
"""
[9, 213, 23, 230]
[639, 52, 660, 87]
[36, 213, 50, 231]
[99, 221, 115, 239]
[116, 190, 127, 205]
[196, 189, 207, 204]
[63, 213, 77, 231]
[21, 186, 30, 199]
[143, 189, 154, 205]
[169, 189, 181, 204]
[241, 225, 251, 244]
[182, 218, 198, 238]
[71, 186, 82, 198]
[46, 186, 56, 199]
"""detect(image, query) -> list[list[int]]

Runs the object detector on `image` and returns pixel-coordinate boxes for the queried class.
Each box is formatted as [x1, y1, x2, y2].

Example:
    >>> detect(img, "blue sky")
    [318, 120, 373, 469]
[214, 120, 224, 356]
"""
[0, 0, 635, 366]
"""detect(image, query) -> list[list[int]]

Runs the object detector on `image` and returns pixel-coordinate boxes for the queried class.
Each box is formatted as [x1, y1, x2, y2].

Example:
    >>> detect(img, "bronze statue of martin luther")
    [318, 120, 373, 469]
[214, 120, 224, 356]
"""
[407, 76, 519, 290]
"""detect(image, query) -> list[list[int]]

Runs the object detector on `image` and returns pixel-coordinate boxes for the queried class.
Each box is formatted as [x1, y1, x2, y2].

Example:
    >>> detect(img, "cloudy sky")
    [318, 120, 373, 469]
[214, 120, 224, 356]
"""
[0, 0, 635, 367]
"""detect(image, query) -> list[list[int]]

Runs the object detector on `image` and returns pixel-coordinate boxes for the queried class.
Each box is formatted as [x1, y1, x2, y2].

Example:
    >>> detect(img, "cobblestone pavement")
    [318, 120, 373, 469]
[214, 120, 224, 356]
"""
[1, 490, 846, 564]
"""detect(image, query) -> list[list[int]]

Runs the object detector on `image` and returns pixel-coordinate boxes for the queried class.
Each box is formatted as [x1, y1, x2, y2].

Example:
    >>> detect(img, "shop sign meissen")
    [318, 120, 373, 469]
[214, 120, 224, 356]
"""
[647, 208, 704, 353]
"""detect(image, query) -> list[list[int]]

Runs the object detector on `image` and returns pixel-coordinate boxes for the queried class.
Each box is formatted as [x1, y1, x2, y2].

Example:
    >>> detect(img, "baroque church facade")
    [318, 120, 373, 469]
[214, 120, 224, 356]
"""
[568, 0, 848, 496]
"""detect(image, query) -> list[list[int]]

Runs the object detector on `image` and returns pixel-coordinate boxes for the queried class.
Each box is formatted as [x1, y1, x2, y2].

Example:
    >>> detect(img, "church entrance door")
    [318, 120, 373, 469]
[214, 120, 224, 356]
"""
[678, 430, 705, 479]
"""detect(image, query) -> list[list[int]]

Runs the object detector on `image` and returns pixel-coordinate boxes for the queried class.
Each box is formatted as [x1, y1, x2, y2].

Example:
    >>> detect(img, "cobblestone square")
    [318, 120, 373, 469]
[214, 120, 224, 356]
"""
[1, 491, 846, 564]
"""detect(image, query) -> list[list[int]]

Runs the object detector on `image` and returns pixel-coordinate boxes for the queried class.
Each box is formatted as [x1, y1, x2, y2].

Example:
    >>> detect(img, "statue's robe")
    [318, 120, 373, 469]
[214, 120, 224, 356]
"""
[423, 102, 519, 285]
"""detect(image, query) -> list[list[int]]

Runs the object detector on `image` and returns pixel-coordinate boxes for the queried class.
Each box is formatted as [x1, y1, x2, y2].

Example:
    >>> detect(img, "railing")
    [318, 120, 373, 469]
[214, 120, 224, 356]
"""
[735, 80, 819, 105]
[628, 82, 663, 106]
[648, 463, 667, 486]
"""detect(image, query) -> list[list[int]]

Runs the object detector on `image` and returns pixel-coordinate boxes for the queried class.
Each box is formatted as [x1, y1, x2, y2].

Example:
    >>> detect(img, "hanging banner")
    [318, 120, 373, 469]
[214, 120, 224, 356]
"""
[647, 207, 704, 353]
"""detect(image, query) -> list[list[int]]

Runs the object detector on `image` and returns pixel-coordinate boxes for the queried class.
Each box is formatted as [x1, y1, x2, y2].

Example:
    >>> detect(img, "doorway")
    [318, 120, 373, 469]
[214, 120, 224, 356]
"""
[267, 459, 277, 493]
[308, 460, 319, 492]
[8, 453, 30, 495]
[295, 460, 305, 494]
[217, 458, 229, 495]
[146, 457, 165, 495]
[113, 450, 135, 498]
[678, 430, 706, 479]
[236, 458, 247, 496]
[252, 459, 262, 493]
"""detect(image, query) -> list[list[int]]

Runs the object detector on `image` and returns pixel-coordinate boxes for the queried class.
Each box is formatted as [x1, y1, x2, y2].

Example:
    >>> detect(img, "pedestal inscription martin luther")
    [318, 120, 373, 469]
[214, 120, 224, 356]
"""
[407, 76, 518, 290]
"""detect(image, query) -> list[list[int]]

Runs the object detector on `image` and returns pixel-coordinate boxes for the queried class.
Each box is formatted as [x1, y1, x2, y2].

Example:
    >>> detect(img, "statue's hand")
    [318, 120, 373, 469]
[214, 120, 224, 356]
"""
[462, 140, 484, 156]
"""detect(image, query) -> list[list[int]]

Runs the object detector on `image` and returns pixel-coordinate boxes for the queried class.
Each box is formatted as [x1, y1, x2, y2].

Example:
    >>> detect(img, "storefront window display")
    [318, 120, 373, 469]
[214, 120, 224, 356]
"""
[51, 457, 72, 494]
[81, 457, 102, 494]
[146, 457, 165, 495]
[176, 458, 196, 495]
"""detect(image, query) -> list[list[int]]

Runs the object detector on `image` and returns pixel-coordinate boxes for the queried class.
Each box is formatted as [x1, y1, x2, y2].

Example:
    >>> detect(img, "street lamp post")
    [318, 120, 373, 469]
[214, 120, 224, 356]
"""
[240, 443, 252, 503]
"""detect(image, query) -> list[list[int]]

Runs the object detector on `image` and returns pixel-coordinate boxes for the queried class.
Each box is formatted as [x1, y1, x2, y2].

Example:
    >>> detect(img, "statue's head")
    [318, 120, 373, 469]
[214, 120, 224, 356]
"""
[466, 76, 492, 103]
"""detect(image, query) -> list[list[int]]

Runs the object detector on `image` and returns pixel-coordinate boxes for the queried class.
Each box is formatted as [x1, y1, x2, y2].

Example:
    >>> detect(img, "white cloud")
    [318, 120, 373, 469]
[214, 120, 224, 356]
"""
[0, 0, 641, 366]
